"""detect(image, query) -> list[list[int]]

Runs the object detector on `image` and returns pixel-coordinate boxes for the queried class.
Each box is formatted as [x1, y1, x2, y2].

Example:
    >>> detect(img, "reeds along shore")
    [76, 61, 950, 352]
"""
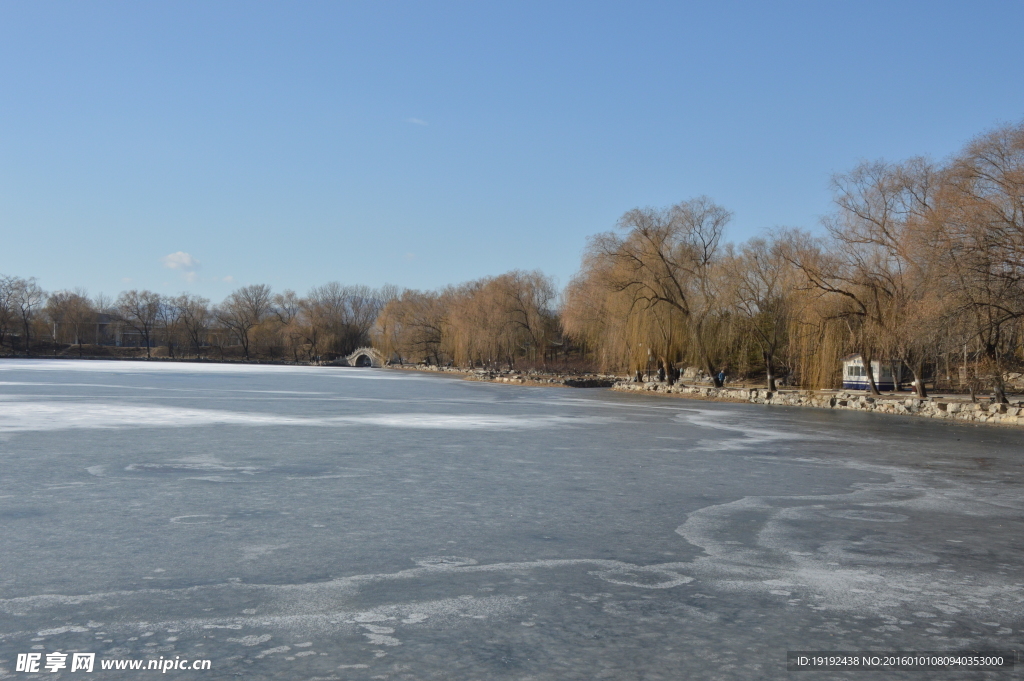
[3, 120, 1024, 402]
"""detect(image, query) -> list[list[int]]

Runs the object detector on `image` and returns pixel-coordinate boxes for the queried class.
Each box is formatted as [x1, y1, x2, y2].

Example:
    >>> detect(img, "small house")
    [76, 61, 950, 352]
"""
[842, 354, 902, 391]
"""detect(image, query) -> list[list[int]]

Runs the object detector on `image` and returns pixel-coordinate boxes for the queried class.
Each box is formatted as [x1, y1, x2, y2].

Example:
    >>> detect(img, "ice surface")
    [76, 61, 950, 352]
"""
[0, 359, 1020, 680]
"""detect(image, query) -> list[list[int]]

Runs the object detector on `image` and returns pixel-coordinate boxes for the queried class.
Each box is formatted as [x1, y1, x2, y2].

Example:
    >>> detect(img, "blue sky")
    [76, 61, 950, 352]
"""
[2, 1, 1022, 301]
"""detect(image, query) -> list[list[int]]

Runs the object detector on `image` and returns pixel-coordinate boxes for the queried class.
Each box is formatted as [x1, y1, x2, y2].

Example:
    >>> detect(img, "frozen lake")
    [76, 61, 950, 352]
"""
[0, 359, 1021, 679]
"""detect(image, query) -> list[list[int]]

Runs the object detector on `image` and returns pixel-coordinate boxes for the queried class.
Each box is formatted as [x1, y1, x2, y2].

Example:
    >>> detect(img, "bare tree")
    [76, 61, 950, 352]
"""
[272, 290, 304, 362]
[114, 290, 162, 358]
[45, 289, 97, 357]
[729, 233, 802, 391]
[789, 160, 941, 396]
[302, 283, 388, 359]
[157, 298, 182, 358]
[932, 121, 1024, 402]
[0, 275, 19, 351]
[216, 284, 273, 361]
[7, 277, 46, 355]
[170, 294, 210, 357]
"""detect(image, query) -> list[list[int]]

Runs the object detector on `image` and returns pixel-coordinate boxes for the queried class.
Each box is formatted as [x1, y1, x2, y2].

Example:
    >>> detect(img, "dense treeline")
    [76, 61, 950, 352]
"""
[0, 278, 396, 363]
[563, 120, 1024, 400]
[2, 120, 1022, 399]
[0, 268, 563, 368]
[374, 270, 560, 369]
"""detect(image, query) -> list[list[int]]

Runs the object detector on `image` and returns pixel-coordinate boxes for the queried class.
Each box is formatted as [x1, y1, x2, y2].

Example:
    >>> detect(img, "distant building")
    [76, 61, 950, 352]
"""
[842, 354, 902, 391]
[94, 313, 117, 345]
[46, 313, 118, 345]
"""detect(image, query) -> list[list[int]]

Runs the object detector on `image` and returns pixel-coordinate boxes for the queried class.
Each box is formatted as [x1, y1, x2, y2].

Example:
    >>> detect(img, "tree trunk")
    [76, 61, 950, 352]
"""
[693, 331, 722, 388]
[704, 355, 722, 388]
[862, 350, 880, 395]
[992, 374, 1009, 404]
[661, 357, 675, 385]
[910, 359, 927, 398]
[983, 347, 1009, 404]
[764, 351, 777, 392]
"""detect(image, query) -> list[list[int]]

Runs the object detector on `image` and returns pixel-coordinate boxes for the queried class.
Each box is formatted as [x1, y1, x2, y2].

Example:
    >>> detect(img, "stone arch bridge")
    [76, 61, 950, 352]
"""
[342, 347, 385, 368]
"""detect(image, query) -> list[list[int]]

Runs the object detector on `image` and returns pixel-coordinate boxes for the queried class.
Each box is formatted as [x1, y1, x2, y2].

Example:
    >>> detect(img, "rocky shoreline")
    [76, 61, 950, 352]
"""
[612, 381, 1024, 427]
[14, 357, 1021, 428]
[387, 364, 1024, 427]
[387, 364, 618, 387]
[372, 363, 1024, 428]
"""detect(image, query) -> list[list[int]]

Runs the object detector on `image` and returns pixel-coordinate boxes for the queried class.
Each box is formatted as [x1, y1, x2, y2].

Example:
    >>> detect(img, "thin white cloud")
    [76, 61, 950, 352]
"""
[223, 275, 235, 283]
[161, 251, 200, 271]
[183, 271, 199, 283]
[406, 118, 428, 126]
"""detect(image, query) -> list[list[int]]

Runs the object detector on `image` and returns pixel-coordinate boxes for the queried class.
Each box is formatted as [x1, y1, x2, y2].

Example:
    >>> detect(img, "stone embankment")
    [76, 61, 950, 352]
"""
[390, 364, 617, 387]
[612, 381, 1024, 427]
[475, 373, 618, 388]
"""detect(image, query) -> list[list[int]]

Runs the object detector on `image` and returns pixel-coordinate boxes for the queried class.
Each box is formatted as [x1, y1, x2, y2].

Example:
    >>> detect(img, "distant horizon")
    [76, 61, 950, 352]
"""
[3, 1, 1023, 300]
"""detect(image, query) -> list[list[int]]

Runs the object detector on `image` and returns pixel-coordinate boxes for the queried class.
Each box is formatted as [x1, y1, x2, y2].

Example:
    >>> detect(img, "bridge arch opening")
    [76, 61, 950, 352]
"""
[353, 354, 373, 367]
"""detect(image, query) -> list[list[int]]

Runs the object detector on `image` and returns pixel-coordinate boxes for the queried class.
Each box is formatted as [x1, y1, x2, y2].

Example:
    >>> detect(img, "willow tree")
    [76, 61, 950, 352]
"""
[790, 159, 943, 396]
[728, 233, 804, 391]
[374, 271, 557, 369]
[491, 270, 558, 366]
[564, 258, 688, 379]
[373, 289, 447, 365]
[932, 121, 1024, 403]
[562, 254, 624, 371]
[440, 271, 558, 369]
[45, 289, 96, 356]
[578, 197, 732, 386]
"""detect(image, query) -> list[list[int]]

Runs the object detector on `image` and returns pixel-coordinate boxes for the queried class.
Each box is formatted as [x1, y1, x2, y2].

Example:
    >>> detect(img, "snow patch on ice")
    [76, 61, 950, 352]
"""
[0, 359, 415, 379]
[363, 633, 400, 646]
[227, 634, 272, 646]
[360, 624, 394, 634]
[672, 459, 1022, 617]
[674, 408, 819, 451]
[37, 626, 89, 635]
[0, 402, 611, 433]
[170, 515, 227, 525]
